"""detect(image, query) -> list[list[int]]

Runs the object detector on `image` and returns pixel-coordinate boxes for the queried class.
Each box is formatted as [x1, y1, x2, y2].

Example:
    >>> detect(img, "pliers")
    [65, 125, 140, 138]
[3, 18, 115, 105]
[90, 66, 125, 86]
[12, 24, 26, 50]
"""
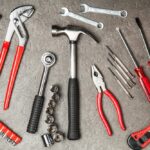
[91, 65, 126, 136]
[0, 6, 35, 110]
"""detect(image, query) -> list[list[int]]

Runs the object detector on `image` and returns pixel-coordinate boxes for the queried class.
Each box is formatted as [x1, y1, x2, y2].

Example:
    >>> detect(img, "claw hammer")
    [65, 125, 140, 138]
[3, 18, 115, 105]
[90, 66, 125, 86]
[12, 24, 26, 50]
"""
[52, 25, 99, 140]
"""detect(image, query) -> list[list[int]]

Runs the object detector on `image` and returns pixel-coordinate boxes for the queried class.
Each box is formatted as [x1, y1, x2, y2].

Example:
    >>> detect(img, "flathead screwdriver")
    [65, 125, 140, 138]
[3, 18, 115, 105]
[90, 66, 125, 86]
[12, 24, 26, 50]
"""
[116, 27, 150, 102]
[108, 67, 133, 99]
[135, 17, 150, 65]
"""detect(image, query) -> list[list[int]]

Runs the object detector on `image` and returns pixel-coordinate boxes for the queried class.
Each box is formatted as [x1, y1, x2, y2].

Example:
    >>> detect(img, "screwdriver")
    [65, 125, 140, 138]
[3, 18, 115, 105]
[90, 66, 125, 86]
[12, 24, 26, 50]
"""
[135, 17, 150, 65]
[116, 27, 150, 102]
[107, 58, 132, 89]
[108, 67, 133, 99]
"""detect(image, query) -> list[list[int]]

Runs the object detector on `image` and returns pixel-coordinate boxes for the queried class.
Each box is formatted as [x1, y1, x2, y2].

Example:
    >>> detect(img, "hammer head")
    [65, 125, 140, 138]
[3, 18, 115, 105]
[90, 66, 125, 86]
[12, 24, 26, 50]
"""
[52, 25, 99, 43]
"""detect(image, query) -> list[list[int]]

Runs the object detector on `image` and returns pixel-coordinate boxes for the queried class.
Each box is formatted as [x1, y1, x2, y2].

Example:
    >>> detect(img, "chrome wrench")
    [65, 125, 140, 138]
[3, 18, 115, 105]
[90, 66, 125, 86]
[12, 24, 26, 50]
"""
[27, 52, 56, 133]
[80, 4, 127, 18]
[60, 7, 104, 29]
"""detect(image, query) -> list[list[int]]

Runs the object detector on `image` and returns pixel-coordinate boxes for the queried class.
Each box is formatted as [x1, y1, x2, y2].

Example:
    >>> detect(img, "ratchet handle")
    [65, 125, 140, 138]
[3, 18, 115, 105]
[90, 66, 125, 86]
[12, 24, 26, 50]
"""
[4, 46, 25, 110]
[68, 78, 80, 140]
[27, 95, 44, 133]
[0, 41, 10, 72]
[135, 67, 150, 102]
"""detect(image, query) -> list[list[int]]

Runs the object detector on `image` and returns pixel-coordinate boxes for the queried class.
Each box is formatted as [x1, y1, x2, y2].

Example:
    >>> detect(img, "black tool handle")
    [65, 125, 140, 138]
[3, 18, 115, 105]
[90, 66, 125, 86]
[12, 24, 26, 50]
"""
[68, 78, 80, 140]
[27, 95, 44, 133]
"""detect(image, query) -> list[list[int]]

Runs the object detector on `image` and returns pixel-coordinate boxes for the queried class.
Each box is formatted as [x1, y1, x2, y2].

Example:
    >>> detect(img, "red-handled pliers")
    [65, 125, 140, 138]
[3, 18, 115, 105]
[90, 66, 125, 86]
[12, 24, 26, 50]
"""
[91, 65, 126, 136]
[0, 6, 35, 110]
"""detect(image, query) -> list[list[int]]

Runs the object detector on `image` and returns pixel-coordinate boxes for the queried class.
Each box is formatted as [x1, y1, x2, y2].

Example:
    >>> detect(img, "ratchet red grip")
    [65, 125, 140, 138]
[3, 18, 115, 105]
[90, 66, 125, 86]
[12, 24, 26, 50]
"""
[96, 90, 126, 136]
[0, 41, 10, 72]
[135, 67, 150, 102]
[4, 46, 25, 110]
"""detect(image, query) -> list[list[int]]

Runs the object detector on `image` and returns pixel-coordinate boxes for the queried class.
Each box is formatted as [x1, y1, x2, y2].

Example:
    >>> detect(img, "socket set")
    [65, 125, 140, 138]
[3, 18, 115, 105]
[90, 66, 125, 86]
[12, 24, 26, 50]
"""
[41, 85, 64, 147]
[0, 121, 22, 146]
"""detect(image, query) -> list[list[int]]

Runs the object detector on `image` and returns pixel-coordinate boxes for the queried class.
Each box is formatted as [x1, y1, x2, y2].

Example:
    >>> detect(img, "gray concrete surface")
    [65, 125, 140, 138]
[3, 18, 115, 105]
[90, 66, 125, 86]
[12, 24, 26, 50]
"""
[0, 0, 150, 149]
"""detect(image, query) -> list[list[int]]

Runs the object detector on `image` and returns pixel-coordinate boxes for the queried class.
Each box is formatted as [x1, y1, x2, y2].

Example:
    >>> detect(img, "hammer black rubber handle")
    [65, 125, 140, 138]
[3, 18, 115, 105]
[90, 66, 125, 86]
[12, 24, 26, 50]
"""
[68, 78, 80, 140]
[27, 95, 44, 133]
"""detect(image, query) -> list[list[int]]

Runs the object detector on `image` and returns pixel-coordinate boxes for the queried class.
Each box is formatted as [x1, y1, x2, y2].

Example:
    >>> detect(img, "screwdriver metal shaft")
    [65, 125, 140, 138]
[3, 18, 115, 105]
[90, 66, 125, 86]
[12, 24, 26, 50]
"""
[107, 58, 132, 89]
[106, 45, 135, 79]
[108, 67, 133, 99]
[108, 53, 136, 86]
[116, 27, 150, 102]
[135, 17, 150, 61]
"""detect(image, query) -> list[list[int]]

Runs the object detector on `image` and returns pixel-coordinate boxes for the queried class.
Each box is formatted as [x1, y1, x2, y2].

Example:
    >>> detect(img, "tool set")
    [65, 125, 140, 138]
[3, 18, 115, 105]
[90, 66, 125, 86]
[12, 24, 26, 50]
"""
[0, 6, 35, 110]
[41, 85, 64, 147]
[106, 45, 135, 80]
[91, 65, 126, 136]
[108, 67, 134, 99]
[107, 57, 133, 89]
[0, 2, 150, 150]
[0, 121, 22, 146]
[116, 27, 150, 103]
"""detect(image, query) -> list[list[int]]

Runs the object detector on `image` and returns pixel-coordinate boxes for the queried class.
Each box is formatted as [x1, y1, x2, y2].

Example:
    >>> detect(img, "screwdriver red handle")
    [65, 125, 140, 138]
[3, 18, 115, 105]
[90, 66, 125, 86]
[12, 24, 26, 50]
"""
[135, 66, 150, 102]
[4, 46, 25, 110]
[0, 41, 10, 72]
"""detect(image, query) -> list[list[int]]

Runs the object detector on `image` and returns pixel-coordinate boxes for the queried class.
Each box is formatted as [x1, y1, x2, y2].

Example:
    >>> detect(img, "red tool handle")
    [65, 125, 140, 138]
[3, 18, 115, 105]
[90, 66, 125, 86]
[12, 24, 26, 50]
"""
[0, 41, 10, 72]
[0, 121, 22, 145]
[96, 90, 126, 136]
[135, 67, 150, 102]
[4, 46, 25, 110]
[130, 125, 150, 149]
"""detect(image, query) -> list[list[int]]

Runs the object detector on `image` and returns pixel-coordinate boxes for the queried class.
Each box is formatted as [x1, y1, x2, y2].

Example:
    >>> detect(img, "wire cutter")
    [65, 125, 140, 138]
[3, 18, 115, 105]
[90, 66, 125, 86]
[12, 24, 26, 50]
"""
[91, 65, 126, 136]
[0, 6, 35, 110]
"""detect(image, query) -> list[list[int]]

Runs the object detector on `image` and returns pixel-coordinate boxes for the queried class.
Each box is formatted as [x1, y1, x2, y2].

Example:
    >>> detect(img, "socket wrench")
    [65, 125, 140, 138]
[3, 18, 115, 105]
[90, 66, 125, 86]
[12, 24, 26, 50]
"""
[80, 4, 127, 18]
[60, 7, 104, 29]
[27, 52, 56, 133]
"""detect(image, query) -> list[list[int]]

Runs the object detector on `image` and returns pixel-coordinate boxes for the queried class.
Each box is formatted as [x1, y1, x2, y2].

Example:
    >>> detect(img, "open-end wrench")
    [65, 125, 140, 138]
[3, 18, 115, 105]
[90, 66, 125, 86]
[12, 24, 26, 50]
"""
[80, 4, 127, 18]
[27, 52, 56, 133]
[60, 7, 104, 29]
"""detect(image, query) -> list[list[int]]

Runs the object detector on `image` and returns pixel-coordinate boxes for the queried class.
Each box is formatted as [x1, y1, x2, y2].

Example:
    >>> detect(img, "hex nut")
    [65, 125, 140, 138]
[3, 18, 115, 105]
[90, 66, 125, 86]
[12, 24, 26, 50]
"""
[52, 132, 64, 142]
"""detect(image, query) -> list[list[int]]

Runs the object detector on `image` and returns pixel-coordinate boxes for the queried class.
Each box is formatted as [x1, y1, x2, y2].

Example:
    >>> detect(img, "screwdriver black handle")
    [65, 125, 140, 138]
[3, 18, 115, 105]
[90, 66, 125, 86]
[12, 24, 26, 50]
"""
[135, 17, 142, 28]
[27, 95, 44, 133]
[68, 78, 80, 140]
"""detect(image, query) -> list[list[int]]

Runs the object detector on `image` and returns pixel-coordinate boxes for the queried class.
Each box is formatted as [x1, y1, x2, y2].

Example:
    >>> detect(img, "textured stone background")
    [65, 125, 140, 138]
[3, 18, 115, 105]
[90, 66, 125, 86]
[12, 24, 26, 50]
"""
[0, 0, 150, 150]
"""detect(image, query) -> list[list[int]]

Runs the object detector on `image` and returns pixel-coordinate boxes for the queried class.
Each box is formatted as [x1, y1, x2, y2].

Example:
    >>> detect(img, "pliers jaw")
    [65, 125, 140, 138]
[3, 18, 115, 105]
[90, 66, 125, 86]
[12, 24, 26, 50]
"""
[5, 6, 35, 43]
[92, 65, 106, 92]
[10, 5, 34, 21]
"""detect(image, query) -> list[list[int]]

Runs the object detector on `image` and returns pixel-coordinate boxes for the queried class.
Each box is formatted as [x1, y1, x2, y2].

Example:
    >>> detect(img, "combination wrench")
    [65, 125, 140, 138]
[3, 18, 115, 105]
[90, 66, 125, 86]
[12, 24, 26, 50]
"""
[27, 52, 56, 133]
[60, 7, 104, 29]
[80, 4, 127, 18]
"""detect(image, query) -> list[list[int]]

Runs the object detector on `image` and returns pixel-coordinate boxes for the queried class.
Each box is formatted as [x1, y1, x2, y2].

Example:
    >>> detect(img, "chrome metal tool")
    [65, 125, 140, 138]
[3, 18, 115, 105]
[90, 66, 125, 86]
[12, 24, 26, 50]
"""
[27, 52, 56, 133]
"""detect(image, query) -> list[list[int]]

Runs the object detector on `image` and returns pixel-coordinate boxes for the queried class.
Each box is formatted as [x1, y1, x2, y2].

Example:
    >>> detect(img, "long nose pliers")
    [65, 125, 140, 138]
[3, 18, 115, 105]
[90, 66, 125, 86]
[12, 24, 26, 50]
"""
[91, 65, 126, 136]
[0, 6, 35, 110]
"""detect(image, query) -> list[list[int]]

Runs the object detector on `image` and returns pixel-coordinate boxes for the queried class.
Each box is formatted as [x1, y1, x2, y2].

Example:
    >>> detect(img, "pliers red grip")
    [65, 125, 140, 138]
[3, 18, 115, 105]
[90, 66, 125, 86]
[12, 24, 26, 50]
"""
[0, 6, 35, 110]
[92, 65, 126, 136]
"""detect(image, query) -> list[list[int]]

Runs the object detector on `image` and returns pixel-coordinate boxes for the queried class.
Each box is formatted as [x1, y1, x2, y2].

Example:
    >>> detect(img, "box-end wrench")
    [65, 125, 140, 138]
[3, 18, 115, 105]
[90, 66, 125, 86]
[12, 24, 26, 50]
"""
[27, 52, 56, 133]
[60, 7, 104, 29]
[80, 4, 127, 18]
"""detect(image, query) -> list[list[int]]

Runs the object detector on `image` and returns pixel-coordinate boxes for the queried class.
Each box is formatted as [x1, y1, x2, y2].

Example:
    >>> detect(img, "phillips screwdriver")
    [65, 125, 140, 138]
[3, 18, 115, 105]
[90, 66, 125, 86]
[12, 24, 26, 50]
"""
[107, 58, 132, 89]
[108, 67, 133, 99]
[108, 53, 136, 87]
[106, 45, 135, 79]
[135, 17, 150, 65]
[116, 27, 150, 102]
